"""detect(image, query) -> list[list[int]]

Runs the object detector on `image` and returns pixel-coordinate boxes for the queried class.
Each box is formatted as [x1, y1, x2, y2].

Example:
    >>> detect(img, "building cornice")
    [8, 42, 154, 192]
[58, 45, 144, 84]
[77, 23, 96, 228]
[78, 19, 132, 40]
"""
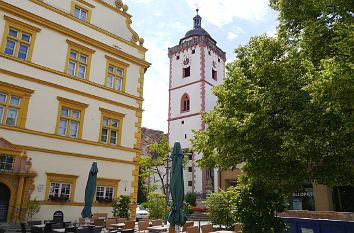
[0, 67, 142, 112]
[0, 1, 150, 68]
[0, 124, 140, 153]
[169, 79, 214, 91]
[168, 112, 201, 121]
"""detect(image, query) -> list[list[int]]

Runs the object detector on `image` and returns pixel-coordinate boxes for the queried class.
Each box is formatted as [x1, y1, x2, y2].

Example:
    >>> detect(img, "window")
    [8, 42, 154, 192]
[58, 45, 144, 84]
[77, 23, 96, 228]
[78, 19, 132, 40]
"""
[0, 155, 14, 172]
[105, 56, 129, 92]
[184, 134, 187, 139]
[188, 167, 192, 172]
[45, 173, 78, 202]
[176, 55, 180, 60]
[65, 40, 94, 80]
[0, 81, 33, 128]
[208, 50, 211, 55]
[96, 186, 114, 202]
[0, 16, 40, 61]
[218, 58, 220, 63]
[56, 97, 88, 139]
[71, 2, 92, 22]
[212, 69, 217, 81]
[183, 67, 190, 78]
[192, 49, 195, 54]
[99, 108, 125, 146]
[181, 121, 184, 124]
[188, 181, 192, 186]
[96, 178, 119, 204]
[188, 154, 193, 160]
[181, 93, 190, 112]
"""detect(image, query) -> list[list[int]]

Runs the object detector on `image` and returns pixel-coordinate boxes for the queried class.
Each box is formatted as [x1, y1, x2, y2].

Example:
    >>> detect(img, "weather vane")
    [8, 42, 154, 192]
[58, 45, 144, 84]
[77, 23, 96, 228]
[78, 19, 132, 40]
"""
[194, 3, 200, 15]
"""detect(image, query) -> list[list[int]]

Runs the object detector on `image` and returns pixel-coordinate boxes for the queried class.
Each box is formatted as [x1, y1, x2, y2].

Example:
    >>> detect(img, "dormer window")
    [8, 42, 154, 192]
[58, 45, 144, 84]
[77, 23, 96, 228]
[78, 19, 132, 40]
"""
[183, 67, 190, 78]
[181, 93, 190, 112]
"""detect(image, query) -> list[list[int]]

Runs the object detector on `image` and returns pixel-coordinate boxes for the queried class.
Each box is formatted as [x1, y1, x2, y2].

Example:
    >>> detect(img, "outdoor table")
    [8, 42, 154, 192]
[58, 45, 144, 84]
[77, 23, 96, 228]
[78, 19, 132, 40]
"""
[147, 225, 169, 232]
[110, 223, 125, 229]
[212, 231, 235, 233]
[52, 229, 65, 233]
[32, 224, 46, 229]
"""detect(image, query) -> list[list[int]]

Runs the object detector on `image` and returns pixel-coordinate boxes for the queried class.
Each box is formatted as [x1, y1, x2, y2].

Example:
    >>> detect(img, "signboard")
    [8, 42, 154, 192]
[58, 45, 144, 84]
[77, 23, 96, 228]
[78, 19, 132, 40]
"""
[53, 210, 64, 222]
[301, 228, 314, 233]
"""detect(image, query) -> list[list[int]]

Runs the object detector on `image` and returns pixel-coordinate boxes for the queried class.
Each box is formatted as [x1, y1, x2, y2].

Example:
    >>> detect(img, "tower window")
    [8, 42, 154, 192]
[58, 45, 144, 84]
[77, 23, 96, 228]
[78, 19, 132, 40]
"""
[212, 69, 217, 81]
[181, 121, 184, 124]
[176, 55, 180, 60]
[184, 134, 187, 139]
[181, 93, 190, 112]
[188, 181, 192, 186]
[183, 66, 190, 78]
[218, 58, 220, 62]
[192, 49, 195, 54]
[188, 154, 193, 160]
[208, 50, 211, 55]
[188, 167, 193, 172]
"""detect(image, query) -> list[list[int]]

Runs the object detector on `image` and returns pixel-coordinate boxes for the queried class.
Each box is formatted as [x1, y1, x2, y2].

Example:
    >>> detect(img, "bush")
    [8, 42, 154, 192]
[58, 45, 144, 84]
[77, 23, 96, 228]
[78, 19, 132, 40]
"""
[140, 202, 149, 209]
[185, 192, 197, 206]
[26, 199, 41, 221]
[112, 195, 131, 218]
[183, 202, 193, 215]
[147, 192, 165, 219]
[205, 187, 238, 230]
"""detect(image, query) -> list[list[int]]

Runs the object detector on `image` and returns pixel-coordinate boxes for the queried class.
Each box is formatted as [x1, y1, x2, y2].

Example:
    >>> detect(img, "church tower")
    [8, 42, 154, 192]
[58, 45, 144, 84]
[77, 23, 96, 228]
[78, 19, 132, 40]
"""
[168, 10, 226, 195]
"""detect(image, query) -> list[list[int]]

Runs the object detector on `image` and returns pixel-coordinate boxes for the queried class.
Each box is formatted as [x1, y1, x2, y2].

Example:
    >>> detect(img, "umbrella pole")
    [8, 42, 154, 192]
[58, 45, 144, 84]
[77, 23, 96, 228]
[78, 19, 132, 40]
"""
[175, 225, 180, 233]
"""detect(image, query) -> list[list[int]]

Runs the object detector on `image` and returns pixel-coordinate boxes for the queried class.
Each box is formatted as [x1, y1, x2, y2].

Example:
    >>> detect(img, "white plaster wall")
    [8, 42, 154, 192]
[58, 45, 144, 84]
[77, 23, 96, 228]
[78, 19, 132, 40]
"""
[170, 47, 201, 88]
[0, 11, 141, 99]
[205, 84, 217, 113]
[7, 0, 143, 59]
[0, 74, 137, 149]
[203, 48, 225, 85]
[168, 115, 201, 149]
[169, 84, 201, 119]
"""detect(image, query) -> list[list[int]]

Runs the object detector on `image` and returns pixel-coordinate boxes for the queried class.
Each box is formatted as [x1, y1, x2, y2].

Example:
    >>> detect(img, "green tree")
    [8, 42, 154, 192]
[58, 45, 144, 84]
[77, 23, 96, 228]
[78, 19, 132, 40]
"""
[139, 133, 171, 197]
[192, 1, 354, 232]
[147, 192, 166, 219]
[112, 195, 131, 218]
[205, 187, 238, 230]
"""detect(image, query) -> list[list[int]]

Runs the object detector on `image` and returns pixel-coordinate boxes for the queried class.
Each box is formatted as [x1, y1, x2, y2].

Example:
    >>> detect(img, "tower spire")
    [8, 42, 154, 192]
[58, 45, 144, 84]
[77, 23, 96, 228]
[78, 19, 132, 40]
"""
[193, 8, 201, 28]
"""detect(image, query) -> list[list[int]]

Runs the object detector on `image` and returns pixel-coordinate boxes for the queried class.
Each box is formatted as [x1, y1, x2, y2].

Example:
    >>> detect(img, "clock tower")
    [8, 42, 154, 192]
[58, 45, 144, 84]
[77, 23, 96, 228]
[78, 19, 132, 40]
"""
[168, 10, 226, 195]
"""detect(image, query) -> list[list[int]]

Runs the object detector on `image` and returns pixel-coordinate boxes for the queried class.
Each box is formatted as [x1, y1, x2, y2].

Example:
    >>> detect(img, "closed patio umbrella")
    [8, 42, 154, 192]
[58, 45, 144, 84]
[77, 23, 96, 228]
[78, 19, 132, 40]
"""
[81, 161, 98, 219]
[168, 142, 187, 230]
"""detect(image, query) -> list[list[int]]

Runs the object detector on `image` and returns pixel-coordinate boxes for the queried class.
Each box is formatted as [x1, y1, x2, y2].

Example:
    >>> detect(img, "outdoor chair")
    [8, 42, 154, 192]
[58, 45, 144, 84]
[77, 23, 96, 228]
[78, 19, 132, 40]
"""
[151, 219, 163, 226]
[182, 222, 194, 232]
[168, 225, 175, 233]
[105, 218, 117, 231]
[29, 221, 42, 227]
[137, 221, 149, 232]
[79, 218, 86, 226]
[116, 218, 127, 223]
[77, 228, 89, 233]
[123, 220, 135, 230]
[93, 226, 102, 233]
[94, 219, 105, 228]
[186, 226, 199, 233]
[200, 224, 213, 233]
[21, 223, 31, 233]
[65, 227, 77, 233]
[44, 222, 53, 233]
[234, 223, 242, 233]
[51, 223, 64, 232]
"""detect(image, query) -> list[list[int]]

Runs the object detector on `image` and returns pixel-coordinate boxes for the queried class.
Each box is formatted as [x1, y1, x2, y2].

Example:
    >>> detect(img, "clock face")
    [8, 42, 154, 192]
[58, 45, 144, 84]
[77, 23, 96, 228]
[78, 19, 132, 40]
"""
[182, 55, 191, 68]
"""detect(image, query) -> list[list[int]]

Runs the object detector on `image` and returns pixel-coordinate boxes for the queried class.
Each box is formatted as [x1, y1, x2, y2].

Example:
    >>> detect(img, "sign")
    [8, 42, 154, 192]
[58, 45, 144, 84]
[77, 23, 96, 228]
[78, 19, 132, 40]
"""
[37, 184, 44, 192]
[301, 228, 314, 233]
[53, 210, 64, 222]
[293, 192, 314, 197]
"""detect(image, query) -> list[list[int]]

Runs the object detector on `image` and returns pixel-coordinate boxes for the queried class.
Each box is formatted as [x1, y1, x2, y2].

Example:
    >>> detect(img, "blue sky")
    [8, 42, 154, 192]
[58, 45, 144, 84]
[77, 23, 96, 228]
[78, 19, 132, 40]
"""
[124, 0, 278, 132]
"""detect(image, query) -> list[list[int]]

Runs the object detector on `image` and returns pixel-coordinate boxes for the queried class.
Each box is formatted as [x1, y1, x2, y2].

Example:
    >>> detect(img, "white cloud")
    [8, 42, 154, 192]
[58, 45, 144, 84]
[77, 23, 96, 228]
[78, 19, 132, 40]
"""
[227, 27, 246, 40]
[185, 0, 271, 28]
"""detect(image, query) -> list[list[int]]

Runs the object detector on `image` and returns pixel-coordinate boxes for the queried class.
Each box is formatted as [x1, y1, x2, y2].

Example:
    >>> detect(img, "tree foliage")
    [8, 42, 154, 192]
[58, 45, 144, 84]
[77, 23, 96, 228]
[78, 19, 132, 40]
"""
[192, 0, 353, 232]
[147, 192, 166, 220]
[139, 133, 171, 197]
[205, 187, 238, 230]
[112, 195, 131, 218]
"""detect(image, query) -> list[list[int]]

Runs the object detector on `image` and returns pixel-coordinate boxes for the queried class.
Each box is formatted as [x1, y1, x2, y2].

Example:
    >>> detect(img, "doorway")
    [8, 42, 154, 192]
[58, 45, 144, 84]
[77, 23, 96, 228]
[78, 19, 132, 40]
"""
[0, 182, 10, 222]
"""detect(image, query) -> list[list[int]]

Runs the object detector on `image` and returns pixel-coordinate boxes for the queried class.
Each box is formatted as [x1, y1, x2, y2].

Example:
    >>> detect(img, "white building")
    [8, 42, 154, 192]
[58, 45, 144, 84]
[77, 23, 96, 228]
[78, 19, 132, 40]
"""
[0, 0, 149, 223]
[168, 10, 226, 196]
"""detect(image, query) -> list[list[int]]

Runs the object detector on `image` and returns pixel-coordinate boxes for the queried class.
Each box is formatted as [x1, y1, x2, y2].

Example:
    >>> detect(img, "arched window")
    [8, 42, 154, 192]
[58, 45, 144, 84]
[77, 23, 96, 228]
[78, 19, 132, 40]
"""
[181, 93, 190, 112]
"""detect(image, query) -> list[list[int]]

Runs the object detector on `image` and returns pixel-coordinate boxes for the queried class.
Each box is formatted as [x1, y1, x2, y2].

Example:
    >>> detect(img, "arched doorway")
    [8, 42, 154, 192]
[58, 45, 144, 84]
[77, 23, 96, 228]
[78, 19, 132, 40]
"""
[0, 182, 10, 222]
